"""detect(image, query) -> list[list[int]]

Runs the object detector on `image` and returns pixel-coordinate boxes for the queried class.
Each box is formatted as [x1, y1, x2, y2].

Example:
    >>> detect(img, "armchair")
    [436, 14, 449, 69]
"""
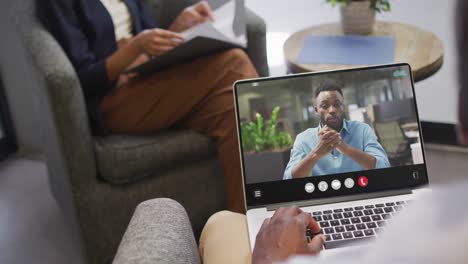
[113, 198, 202, 264]
[11, 0, 268, 263]
[113, 198, 250, 264]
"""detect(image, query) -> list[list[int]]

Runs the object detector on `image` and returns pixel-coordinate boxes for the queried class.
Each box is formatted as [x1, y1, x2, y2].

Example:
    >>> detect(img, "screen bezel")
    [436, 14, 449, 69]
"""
[234, 63, 430, 208]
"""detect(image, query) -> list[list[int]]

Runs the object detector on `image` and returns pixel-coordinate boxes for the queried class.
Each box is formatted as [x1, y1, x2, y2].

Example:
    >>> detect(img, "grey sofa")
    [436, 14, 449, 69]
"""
[11, 0, 268, 263]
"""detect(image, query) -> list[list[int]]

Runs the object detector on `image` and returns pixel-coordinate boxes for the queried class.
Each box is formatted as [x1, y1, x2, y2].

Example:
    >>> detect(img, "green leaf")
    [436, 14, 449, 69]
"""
[382, 2, 391, 11]
[255, 112, 263, 137]
[372, 0, 391, 12]
[330, 0, 391, 12]
[240, 106, 293, 153]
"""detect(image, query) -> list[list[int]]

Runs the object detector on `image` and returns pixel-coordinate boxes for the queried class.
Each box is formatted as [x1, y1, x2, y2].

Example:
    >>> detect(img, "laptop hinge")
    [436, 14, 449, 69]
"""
[266, 189, 413, 211]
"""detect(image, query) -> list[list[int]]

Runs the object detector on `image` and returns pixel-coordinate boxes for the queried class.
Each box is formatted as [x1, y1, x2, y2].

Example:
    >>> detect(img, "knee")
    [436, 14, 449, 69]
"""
[199, 210, 250, 262]
[226, 48, 258, 77]
[215, 48, 251, 66]
[201, 211, 243, 240]
[208, 210, 242, 223]
[225, 48, 250, 62]
[203, 210, 247, 232]
[210, 48, 258, 78]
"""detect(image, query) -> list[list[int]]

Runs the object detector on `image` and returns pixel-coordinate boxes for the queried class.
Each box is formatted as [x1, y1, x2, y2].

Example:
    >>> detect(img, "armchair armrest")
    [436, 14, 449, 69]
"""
[245, 8, 269, 77]
[113, 198, 201, 264]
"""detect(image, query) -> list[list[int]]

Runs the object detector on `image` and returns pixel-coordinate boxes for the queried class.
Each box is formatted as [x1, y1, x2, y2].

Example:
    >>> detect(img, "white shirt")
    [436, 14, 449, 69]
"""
[100, 0, 134, 41]
[285, 181, 468, 264]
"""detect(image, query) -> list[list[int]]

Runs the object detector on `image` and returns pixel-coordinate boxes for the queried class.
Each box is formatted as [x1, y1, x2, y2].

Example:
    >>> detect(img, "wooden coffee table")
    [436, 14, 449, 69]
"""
[283, 21, 444, 82]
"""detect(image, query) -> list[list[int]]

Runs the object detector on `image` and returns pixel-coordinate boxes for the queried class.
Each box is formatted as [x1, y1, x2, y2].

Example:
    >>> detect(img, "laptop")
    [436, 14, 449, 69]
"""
[233, 63, 430, 255]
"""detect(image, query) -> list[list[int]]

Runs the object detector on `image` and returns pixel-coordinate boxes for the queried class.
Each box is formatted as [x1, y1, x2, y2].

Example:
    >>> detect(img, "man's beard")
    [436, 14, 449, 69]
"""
[322, 117, 343, 131]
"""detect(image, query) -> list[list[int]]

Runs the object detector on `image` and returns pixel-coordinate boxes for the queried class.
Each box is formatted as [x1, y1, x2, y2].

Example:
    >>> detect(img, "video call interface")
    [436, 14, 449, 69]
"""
[236, 65, 425, 191]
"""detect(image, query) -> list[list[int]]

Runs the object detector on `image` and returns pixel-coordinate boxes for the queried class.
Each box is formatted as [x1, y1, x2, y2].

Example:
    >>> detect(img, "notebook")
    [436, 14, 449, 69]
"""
[127, 0, 246, 76]
[297, 35, 396, 65]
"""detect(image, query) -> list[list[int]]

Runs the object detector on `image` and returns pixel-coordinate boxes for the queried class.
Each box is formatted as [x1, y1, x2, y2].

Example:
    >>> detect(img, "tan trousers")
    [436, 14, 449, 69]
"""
[200, 211, 251, 264]
[100, 49, 258, 213]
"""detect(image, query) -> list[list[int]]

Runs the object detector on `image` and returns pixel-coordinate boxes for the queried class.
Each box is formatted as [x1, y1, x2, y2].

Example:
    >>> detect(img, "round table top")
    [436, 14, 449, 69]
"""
[283, 21, 444, 82]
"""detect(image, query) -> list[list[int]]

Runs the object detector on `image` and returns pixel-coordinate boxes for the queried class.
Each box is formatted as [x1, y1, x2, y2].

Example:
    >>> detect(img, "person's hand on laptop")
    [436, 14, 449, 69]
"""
[169, 1, 215, 33]
[252, 206, 325, 264]
[313, 125, 342, 158]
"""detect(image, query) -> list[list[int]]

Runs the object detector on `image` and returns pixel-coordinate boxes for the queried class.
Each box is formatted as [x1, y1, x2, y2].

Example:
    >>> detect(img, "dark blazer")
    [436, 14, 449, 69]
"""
[37, 0, 158, 134]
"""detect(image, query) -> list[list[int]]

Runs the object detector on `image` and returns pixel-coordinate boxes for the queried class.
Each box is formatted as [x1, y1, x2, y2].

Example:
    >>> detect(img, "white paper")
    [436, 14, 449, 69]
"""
[180, 0, 246, 46]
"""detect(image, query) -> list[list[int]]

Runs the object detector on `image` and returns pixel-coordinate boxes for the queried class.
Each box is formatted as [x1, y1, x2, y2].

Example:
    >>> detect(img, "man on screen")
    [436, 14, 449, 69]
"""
[283, 81, 390, 179]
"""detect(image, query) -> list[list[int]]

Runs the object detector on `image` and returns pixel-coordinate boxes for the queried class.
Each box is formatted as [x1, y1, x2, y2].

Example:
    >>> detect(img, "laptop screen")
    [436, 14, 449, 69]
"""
[234, 64, 429, 207]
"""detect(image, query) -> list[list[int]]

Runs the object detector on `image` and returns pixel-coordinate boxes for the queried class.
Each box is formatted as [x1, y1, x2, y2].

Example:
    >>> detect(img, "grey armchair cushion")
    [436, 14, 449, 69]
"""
[113, 198, 201, 264]
[95, 131, 216, 184]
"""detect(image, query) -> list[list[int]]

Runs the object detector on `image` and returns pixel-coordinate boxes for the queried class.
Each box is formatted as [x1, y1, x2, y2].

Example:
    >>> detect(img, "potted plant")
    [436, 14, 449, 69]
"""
[240, 106, 293, 183]
[326, 0, 391, 35]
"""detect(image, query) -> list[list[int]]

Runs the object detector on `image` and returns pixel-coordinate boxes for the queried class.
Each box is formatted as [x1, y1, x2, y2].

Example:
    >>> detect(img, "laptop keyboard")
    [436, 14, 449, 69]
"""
[306, 200, 409, 249]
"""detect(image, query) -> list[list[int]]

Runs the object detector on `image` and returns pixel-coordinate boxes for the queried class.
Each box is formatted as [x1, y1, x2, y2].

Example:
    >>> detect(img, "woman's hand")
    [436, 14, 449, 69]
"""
[105, 29, 183, 82]
[135, 28, 185, 56]
[115, 53, 150, 87]
[169, 1, 214, 32]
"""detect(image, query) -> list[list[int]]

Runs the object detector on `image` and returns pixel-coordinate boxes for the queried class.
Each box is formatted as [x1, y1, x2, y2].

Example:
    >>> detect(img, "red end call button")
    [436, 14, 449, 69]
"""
[358, 176, 368, 187]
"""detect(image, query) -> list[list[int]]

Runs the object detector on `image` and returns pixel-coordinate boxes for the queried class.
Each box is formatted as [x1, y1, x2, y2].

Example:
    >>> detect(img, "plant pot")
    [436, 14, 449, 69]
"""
[340, 0, 376, 35]
[244, 148, 291, 184]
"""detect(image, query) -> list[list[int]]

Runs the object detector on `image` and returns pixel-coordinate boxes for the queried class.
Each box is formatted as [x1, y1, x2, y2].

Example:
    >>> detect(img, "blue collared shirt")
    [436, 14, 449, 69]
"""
[283, 120, 390, 179]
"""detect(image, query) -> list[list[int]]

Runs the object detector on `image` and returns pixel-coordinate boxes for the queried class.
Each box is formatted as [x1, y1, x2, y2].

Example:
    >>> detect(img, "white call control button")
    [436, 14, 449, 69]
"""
[344, 178, 355, 189]
[318, 181, 328, 192]
[331, 179, 341, 190]
[304, 183, 315, 193]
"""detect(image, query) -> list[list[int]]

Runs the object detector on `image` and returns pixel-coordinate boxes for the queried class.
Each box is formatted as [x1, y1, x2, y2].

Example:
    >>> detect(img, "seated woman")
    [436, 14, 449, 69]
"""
[38, 0, 258, 213]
